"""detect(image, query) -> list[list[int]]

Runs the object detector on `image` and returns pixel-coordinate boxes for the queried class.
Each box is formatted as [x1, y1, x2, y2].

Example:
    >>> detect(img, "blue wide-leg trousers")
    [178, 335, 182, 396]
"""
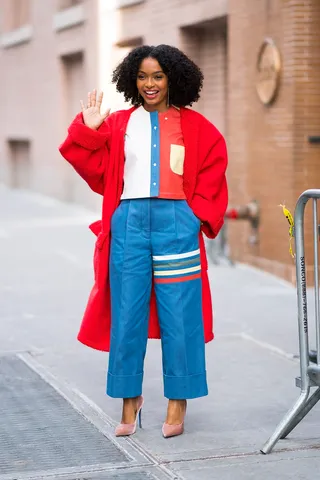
[107, 198, 208, 399]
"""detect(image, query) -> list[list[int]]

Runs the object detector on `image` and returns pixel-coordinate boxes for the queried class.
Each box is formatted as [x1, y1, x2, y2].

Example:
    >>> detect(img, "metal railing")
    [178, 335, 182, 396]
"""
[261, 189, 320, 454]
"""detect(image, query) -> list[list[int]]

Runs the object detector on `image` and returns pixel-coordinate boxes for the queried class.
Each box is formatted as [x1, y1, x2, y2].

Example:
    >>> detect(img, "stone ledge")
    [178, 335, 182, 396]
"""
[116, 0, 145, 8]
[53, 4, 85, 32]
[0, 25, 33, 48]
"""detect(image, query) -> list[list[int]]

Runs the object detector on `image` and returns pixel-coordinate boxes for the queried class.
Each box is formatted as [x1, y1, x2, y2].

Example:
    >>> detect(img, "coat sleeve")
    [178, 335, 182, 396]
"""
[58, 113, 112, 195]
[191, 128, 228, 239]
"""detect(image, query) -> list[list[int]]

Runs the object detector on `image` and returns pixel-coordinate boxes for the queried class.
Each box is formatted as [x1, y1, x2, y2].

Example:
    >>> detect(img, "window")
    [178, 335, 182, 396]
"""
[53, 1, 85, 31]
[2, 0, 31, 32]
[8, 140, 31, 189]
[60, 52, 85, 127]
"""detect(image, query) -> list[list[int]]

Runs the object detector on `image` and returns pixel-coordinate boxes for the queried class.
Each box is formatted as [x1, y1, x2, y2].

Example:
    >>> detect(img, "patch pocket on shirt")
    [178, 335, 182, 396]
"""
[170, 144, 185, 175]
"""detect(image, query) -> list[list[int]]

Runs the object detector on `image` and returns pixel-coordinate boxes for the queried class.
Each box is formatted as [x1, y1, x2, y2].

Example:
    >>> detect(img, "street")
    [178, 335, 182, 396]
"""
[1, 184, 320, 480]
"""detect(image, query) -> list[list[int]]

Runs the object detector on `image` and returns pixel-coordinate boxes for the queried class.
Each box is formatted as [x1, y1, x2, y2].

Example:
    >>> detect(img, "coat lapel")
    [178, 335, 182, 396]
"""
[101, 107, 136, 230]
[181, 107, 199, 199]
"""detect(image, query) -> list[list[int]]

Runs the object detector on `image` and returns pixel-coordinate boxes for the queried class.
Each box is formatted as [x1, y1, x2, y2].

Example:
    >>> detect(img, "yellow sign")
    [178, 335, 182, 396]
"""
[256, 38, 281, 105]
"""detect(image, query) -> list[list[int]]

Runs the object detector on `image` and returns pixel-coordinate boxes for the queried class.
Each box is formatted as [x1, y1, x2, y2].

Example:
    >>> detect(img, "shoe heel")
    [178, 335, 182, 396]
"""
[138, 408, 142, 429]
[115, 396, 143, 437]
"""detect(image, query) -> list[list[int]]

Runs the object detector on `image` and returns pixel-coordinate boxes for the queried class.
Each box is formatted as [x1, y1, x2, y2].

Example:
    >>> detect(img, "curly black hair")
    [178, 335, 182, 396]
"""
[112, 44, 204, 107]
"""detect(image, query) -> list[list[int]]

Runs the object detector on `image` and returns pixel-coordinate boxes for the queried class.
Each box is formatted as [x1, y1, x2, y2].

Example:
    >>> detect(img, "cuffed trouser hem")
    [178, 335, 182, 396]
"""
[107, 372, 143, 398]
[163, 371, 208, 399]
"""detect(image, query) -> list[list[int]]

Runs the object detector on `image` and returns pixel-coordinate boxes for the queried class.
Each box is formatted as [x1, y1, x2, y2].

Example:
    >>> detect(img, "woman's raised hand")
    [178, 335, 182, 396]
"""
[80, 90, 110, 130]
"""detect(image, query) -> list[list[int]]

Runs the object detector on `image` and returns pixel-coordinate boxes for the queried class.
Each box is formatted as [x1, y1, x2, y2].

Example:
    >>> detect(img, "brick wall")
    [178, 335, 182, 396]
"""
[197, 24, 227, 134]
[180, 22, 227, 134]
[228, 0, 320, 282]
[290, 0, 320, 277]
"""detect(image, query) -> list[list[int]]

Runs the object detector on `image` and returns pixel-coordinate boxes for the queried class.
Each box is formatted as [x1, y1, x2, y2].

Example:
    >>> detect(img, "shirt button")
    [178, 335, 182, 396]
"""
[154, 126, 157, 130]
[153, 144, 157, 147]
[153, 182, 156, 186]
[153, 163, 157, 166]
[165, 117, 168, 120]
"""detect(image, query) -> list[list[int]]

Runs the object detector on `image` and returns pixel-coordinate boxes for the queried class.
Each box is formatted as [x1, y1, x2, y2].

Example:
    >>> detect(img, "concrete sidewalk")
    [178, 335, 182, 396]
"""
[0, 185, 319, 479]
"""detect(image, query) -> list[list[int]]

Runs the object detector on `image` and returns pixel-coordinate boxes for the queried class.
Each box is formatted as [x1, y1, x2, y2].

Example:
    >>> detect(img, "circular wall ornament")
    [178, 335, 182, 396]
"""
[256, 38, 281, 105]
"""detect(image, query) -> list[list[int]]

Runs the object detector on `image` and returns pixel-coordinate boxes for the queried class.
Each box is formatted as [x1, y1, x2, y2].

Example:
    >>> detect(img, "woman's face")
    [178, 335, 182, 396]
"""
[136, 57, 168, 112]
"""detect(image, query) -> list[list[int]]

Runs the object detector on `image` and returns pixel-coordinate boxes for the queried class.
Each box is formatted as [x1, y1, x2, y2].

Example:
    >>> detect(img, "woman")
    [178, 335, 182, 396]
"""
[59, 44, 228, 438]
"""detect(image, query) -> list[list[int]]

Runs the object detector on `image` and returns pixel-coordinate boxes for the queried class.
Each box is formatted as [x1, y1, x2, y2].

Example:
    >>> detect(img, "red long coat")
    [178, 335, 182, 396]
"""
[59, 106, 228, 352]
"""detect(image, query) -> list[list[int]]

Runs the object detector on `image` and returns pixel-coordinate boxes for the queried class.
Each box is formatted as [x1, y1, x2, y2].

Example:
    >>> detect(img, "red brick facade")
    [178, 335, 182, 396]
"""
[228, 0, 320, 282]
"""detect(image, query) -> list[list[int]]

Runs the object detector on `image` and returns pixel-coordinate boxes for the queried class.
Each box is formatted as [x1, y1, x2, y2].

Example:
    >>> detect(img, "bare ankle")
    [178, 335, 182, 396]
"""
[121, 397, 141, 423]
[168, 399, 187, 407]
[123, 396, 140, 407]
[166, 399, 187, 425]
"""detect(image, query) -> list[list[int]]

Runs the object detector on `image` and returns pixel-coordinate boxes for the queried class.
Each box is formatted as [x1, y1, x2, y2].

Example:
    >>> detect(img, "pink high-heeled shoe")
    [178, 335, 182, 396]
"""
[162, 400, 187, 438]
[115, 396, 144, 437]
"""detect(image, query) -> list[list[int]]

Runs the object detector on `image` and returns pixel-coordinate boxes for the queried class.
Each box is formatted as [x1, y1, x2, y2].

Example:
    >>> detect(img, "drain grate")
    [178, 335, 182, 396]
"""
[0, 356, 128, 475]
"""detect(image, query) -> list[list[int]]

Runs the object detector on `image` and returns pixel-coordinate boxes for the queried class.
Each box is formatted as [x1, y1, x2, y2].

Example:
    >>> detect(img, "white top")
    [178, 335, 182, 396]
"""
[121, 107, 154, 199]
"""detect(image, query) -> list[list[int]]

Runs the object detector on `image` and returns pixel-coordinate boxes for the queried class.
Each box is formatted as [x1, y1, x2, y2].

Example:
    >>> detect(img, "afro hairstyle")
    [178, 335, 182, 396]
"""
[112, 44, 204, 107]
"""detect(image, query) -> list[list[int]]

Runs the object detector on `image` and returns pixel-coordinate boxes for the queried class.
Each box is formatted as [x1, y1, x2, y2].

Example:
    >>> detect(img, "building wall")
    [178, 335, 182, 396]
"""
[0, 0, 101, 210]
[290, 0, 320, 279]
[180, 19, 227, 134]
[228, 0, 320, 282]
[115, 0, 228, 131]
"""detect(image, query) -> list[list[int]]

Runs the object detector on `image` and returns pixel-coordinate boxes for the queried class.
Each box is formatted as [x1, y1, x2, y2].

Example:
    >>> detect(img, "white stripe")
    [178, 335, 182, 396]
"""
[153, 248, 200, 262]
[154, 265, 201, 277]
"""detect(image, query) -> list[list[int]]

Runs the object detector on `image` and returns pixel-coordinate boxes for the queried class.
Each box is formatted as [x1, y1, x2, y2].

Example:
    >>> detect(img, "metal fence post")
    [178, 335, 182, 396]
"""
[261, 189, 320, 454]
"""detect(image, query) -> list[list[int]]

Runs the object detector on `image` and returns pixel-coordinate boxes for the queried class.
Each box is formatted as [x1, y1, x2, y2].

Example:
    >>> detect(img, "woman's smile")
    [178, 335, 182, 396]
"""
[137, 57, 168, 112]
